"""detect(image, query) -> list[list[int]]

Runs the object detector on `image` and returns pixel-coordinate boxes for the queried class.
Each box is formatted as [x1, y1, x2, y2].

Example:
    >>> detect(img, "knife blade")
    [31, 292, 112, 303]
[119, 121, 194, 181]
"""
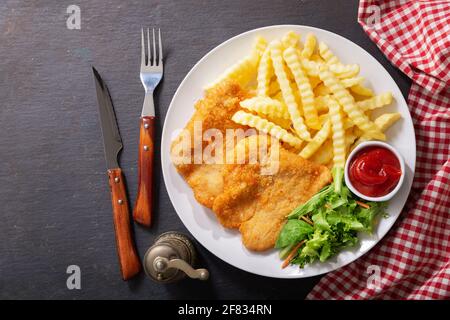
[93, 67, 123, 169]
[92, 67, 141, 280]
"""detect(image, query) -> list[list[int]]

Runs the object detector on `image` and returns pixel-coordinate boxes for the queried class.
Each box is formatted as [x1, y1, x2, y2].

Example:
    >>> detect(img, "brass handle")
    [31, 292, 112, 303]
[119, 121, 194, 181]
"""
[153, 257, 209, 281]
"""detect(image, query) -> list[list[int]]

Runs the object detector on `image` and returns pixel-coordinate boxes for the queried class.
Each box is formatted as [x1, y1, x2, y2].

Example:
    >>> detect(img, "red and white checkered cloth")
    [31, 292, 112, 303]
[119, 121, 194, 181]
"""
[308, 0, 450, 300]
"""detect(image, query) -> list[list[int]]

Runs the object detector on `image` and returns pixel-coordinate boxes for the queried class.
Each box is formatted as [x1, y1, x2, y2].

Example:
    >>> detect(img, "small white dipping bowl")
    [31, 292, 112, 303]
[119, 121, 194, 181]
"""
[344, 141, 405, 202]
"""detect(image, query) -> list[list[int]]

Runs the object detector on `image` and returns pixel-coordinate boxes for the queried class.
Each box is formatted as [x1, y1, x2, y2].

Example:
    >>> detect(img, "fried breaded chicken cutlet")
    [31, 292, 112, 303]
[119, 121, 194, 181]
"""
[212, 136, 332, 251]
[171, 82, 331, 252]
[170, 81, 249, 208]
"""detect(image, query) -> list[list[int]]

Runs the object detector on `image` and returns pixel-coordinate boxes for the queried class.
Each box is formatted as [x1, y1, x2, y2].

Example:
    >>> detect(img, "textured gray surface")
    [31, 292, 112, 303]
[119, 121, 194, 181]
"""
[0, 0, 411, 299]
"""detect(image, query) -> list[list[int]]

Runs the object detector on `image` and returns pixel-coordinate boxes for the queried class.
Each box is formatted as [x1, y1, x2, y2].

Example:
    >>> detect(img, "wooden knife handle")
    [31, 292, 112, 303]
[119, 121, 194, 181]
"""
[133, 116, 155, 227]
[107, 168, 141, 280]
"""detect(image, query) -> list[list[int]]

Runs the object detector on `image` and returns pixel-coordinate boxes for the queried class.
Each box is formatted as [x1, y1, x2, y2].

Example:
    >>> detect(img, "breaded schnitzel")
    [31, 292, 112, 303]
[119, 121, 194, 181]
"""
[171, 82, 331, 252]
[170, 81, 249, 208]
[213, 136, 332, 251]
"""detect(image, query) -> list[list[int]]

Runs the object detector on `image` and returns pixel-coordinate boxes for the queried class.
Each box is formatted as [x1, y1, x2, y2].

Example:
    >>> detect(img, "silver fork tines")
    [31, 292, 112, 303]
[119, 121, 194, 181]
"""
[140, 28, 163, 116]
[141, 28, 163, 67]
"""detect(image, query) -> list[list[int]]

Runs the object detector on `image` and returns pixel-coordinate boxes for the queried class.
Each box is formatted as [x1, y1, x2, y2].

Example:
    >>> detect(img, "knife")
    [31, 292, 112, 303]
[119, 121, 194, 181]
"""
[92, 67, 141, 280]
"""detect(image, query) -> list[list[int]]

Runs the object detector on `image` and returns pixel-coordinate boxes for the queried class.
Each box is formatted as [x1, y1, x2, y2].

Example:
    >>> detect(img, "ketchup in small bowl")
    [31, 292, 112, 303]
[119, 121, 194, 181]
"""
[345, 141, 405, 201]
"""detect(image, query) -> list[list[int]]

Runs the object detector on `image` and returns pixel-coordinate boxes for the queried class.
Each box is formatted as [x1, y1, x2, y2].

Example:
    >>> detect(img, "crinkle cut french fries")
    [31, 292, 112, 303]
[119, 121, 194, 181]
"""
[205, 31, 401, 167]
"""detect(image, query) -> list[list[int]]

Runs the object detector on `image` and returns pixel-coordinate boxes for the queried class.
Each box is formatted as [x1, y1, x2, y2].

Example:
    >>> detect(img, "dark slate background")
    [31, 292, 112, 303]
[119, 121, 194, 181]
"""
[0, 0, 411, 299]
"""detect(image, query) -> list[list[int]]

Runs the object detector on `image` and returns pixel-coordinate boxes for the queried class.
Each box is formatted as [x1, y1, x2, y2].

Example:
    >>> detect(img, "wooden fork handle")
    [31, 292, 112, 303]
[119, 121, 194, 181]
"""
[107, 168, 141, 280]
[133, 116, 155, 227]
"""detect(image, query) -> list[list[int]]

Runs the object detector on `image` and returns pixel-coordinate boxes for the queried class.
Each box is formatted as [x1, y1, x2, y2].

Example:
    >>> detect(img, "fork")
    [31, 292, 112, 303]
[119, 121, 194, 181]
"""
[133, 28, 163, 227]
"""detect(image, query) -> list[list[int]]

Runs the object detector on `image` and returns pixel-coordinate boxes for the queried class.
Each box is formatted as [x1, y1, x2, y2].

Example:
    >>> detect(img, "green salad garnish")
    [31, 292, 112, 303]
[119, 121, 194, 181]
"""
[276, 167, 387, 268]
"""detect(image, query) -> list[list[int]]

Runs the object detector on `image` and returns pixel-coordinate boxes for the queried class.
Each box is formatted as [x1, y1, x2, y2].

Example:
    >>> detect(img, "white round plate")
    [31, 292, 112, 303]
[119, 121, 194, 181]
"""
[161, 25, 416, 278]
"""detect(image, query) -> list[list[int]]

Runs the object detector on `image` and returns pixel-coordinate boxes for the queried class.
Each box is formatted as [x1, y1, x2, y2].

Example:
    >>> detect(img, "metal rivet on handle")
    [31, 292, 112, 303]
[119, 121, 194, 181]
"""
[114, 177, 120, 183]
[118, 199, 123, 205]
[144, 123, 149, 129]
[144, 145, 149, 151]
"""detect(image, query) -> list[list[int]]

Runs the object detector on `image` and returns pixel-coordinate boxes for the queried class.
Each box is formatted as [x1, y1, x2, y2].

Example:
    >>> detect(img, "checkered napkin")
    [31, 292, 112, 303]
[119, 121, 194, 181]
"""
[307, 0, 450, 300]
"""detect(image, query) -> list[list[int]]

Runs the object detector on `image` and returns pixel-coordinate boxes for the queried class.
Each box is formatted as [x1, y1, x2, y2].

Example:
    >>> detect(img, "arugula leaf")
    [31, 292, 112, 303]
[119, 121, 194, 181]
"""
[275, 220, 313, 249]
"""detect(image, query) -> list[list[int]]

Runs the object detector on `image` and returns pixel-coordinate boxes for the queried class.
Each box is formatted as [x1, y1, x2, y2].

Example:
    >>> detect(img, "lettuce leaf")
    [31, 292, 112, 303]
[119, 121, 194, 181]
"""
[275, 219, 314, 249]
[356, 202, 387, 232]
[320, 242, 332, 262]
[311, 209, 331, 231]
[276, 168, 387, 268]
[327, 211, 365, 231]
[287, 184, 334, 219]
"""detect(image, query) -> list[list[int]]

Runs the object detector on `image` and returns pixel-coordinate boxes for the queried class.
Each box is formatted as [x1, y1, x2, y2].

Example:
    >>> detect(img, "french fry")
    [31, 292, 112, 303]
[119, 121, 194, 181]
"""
[343, 117, 355, 130]
[314, 95, 330, 113]
[353, 127, 364, 137]
[318, 113, 328, 124]
[309, 76, 321, 89]
[355, 113, 401, 145]
[273, 91, 283, 101]
[301, 33, 316, 58]
[318, 41, 340, 65]
[350, 84, 374, 97]
[299, 119, 331, 159]
[282, 31, 300, 49]
[232, 110, 303, 148]
[205, 37, 267, 90]
[209, 33, 401, 170]
[315, 92, 393, 114]
[268, 79, 281, 96]
[240, 97, 290, 119]
[283, 47, 321, 129]
[204, 57, 256, 90]
[285, 61, 295, 82]
[257, 47, 273, 96]
[266, 115, 292, 130]
[374, 112, 401, 131]
[357, 92, 393, 111]
[300, 58, 320, 77]
[273, 91, 300, 116]
[253, 36, 269, 57]
[301, 58, 360, 80]
[327, 98, 346, 168]
[310, 139, 333, 164]
[318, 65, 385, 140]
[340, 76, 364, 88]
[310, 54, 325, 64]
[345, 129, 358, 153]
[270, 41, 311, 141]
[315, 97, 356, 130]
[329, 63, 360, 79]
[291, 86, 303, 110]
[314, 83, 331, 96]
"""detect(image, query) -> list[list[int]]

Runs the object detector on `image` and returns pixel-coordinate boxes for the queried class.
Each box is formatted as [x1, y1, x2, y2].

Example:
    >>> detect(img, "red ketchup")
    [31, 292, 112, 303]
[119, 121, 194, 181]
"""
[349, 146, 402, 197]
